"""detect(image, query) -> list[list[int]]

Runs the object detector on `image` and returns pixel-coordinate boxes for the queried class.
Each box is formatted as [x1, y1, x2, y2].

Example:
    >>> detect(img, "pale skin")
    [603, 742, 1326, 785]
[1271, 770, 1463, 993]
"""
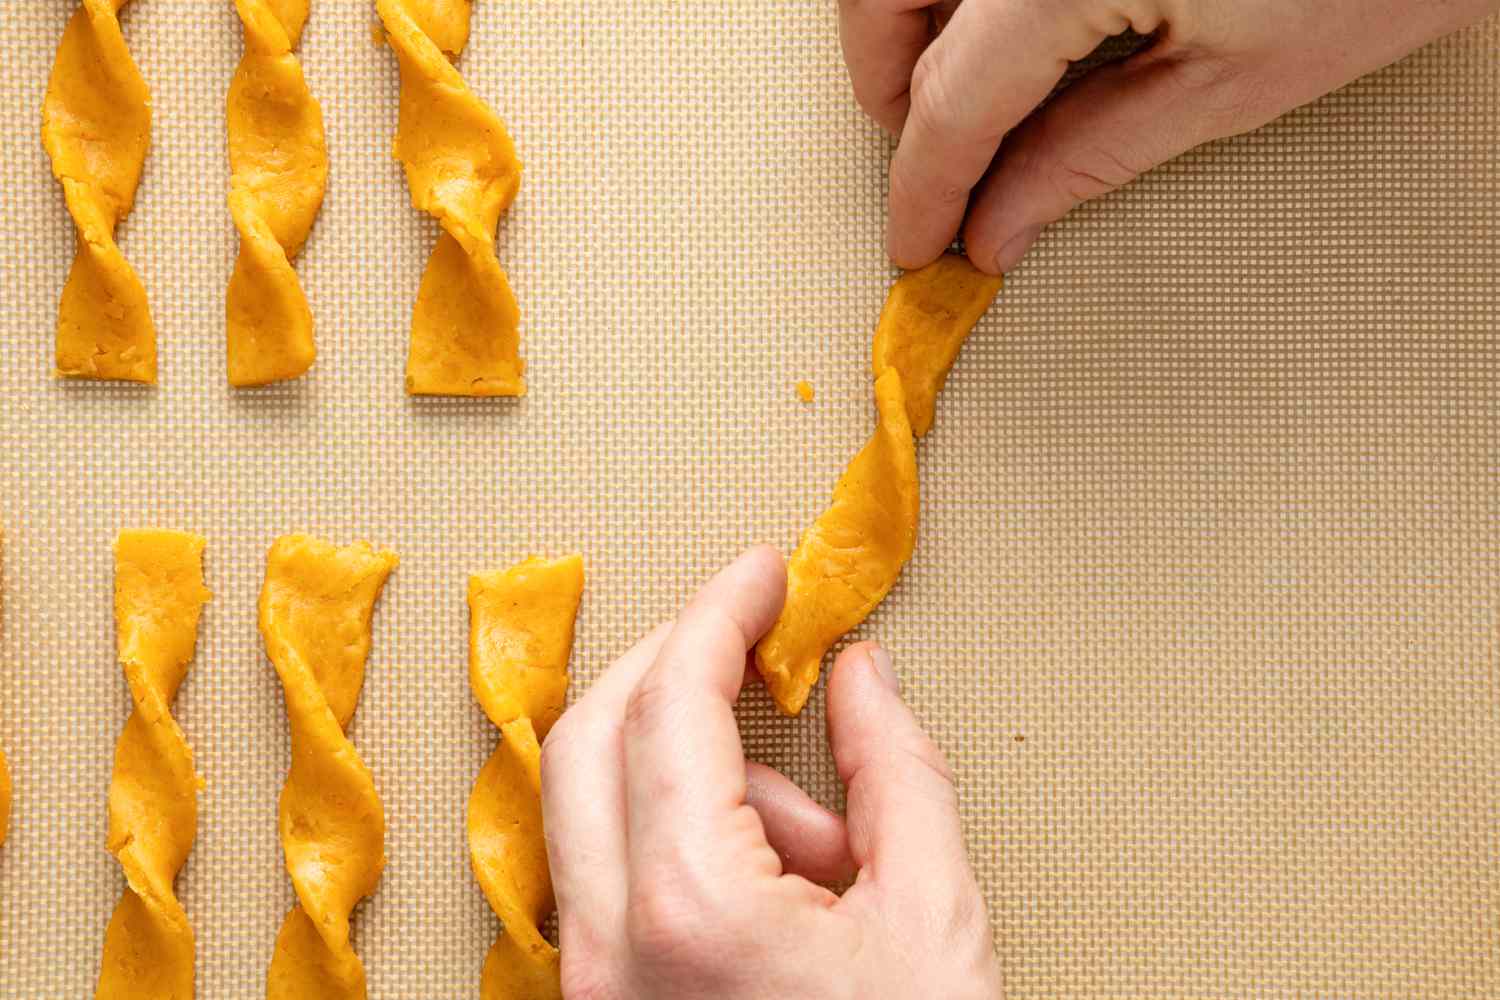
[539, 6, 1499, 994]
[542, 546, 1003, 998]
[846, 0, 1500, 273]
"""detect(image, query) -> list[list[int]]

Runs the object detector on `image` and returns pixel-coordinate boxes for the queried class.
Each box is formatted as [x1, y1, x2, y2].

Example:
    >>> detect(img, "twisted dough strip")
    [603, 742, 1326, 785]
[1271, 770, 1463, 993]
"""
[376, 0, 527, 397]
[42, 0, 155, 383]
[226, 0, 328, 386]
[468, 555, 584, 999]
[754, 254, 1001, 714]
[98, 531, 211, 1000]
[260, 535, 397, 1000]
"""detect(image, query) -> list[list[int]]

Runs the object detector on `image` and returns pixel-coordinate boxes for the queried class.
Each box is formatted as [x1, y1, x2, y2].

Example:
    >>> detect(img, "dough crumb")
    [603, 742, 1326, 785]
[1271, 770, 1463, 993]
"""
[370, 21, 385, 47]
[795, 380, 815, 403]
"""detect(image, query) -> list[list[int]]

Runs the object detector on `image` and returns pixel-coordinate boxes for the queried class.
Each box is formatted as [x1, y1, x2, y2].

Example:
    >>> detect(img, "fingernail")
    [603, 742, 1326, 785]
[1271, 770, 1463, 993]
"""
[868, 645, 899, 693]
[993, 225, 1042, 273]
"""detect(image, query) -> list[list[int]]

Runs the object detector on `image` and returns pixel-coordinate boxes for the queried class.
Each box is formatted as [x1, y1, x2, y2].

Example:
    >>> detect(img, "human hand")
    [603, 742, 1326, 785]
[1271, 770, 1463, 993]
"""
[540, 546, 1003, 999]
[843, 0, 1499, 272]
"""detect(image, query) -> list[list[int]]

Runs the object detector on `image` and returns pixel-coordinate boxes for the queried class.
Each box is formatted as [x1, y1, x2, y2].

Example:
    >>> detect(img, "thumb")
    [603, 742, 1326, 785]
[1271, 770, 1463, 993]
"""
[964, 48, 1264, 273]
[825, 641, 972, 891]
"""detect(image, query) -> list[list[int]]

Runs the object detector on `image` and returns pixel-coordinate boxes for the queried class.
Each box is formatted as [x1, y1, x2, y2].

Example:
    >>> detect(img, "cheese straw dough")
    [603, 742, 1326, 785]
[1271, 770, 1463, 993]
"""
[871, 255, 1003, 437]
[377, 0, 527, 397]
[260, 536, 397, 1000]
[755, 254, 999, 715]
[226, 0, 329, 386]
[755, 370, 919, 716]
[98, 531, 211, 1000]
[42, 0, 156, 383]
[468, 556, 584, 999]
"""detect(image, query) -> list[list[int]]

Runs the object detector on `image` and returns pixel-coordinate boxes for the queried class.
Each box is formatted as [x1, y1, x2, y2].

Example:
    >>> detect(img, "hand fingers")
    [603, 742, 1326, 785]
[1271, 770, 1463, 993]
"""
[825, 643, 978, 912]
[541, 622, 671, 952]
[887, 0, 1114, 268]
[829, 646, 1004, 1000]
[839, 0, 939, 132]
[745, 761, 856, 885]
[963, 48, 1256, 273]
[623, 546, 788, 890]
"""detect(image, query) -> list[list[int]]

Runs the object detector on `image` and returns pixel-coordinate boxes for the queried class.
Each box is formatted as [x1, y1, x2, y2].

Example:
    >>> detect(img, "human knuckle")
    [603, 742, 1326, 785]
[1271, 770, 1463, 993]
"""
[559, 960, 621, 1000]
[1045, 137, 1150, 203]
[622, 671, 678, 734]
[907, 50, 959, 137]
[901, 738, 958, 789]
[1166, 54, 1270, 136]
[539, 715, 576, 774]
[941, 885, 989, 942]
[627, 887, 727, 968]
[890, 154, 966, 214]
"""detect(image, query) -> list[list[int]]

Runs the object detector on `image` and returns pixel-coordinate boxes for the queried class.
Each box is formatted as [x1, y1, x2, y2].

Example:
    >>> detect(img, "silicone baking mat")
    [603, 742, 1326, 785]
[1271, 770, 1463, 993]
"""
[0, 2, 1496, 996]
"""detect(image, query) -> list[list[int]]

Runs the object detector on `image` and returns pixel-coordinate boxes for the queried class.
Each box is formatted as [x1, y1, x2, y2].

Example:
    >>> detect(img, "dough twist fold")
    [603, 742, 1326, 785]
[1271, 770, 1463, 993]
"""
[42, 0, 156, 383]
[467, 555, 584, 999]
[98, 531, 211, 999]
[377, 0, 527, 397]
[226, 0, 328, 386]
[259, 535, 397, 1000]
[754, 254, 1001, 714]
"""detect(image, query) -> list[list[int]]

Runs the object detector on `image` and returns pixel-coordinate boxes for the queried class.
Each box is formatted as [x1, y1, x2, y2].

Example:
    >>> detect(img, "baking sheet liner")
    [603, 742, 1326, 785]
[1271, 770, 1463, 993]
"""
[0, 2, 1496, 996]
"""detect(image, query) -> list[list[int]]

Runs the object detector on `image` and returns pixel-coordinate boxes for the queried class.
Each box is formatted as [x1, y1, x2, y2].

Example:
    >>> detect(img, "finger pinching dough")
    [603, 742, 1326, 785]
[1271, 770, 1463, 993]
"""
[468, 555, 584, 1000]
[98, 531, 211, 1000]
[259, 535, 397, 1000]
[377, 0, 527, 397]
[755, 254, 1001, 714]
[226, 0, 329, 386]
[42, 0, 156, 383]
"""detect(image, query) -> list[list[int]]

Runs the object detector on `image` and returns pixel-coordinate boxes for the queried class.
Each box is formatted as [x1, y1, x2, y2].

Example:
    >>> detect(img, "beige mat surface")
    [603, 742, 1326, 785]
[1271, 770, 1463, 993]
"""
[0, 2, 1496, 996]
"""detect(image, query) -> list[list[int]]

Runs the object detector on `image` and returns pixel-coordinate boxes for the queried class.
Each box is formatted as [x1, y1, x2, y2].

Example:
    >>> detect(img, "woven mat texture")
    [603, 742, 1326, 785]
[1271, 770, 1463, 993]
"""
[0, 2, 1496, 996]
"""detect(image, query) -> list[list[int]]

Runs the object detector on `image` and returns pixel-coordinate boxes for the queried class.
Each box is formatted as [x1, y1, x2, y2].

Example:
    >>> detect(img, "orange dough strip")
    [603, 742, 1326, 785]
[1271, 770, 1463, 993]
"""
[226, 0, 328, 386]
[42, 0, 156, 383]
[756, 370, 919, 715]
[467, 555, 584, 999]
[97, 531, 211, 999]
[259, 535, 397, 1000]
[377, 0, 526, 397]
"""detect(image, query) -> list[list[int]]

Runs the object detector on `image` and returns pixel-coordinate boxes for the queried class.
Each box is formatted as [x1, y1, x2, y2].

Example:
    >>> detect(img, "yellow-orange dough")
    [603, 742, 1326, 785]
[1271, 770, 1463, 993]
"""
[871, 254, 1003, 437]
[226, 0, 328, 386]
[98, 531, 211, 1000]
[42, 0, 156, 383]
[755, 370, 919, 716]
[468, 555, 584, 1000]
[260, 535, 397, 1000]
[796, 380, 815, 403]
[377, 0, 527, 397]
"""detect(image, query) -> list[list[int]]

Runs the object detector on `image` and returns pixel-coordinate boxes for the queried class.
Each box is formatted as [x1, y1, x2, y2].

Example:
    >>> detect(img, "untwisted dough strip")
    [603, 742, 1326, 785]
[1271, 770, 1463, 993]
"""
[226, 0, 329, 386]
[42, 0, 156, 383]
[377, 0, 527, 397]
[259, 535, 397, 1000]
[97, 531, 211, 1000]
[467, 555, 584, 999]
